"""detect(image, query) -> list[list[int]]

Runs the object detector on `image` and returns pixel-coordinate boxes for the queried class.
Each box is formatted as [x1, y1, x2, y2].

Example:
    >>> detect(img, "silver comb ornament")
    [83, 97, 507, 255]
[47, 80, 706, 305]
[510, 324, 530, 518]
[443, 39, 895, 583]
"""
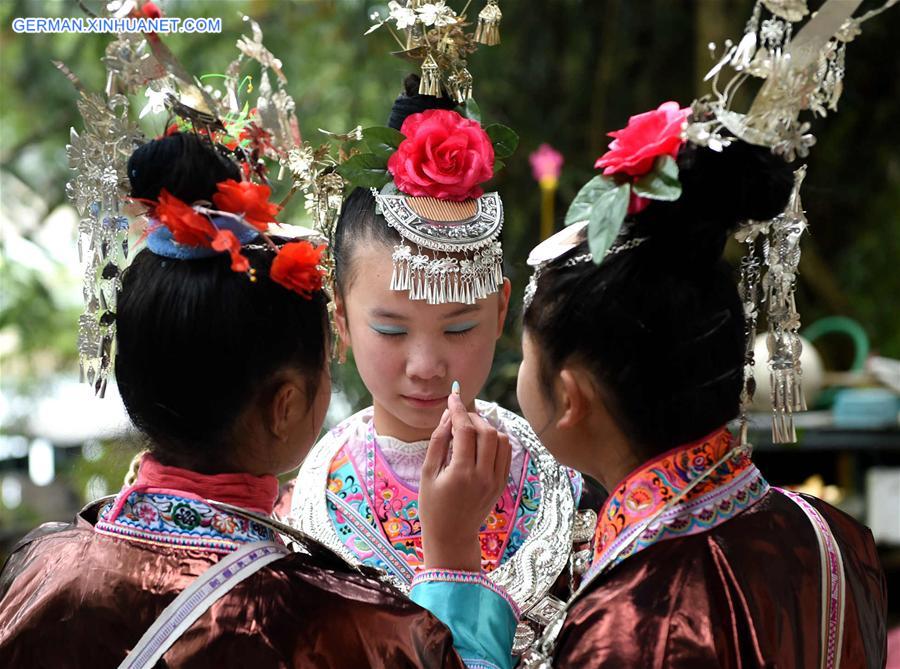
[374, 190, 504, 305]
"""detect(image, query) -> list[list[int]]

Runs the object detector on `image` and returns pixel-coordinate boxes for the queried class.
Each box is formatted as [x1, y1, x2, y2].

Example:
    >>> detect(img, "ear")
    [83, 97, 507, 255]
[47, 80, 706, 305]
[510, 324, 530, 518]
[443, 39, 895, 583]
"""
[495, 278, 511, 338]
[555, 368, 593, 431]
[333, 291, 351, 348]
[270, 379, 305, 442]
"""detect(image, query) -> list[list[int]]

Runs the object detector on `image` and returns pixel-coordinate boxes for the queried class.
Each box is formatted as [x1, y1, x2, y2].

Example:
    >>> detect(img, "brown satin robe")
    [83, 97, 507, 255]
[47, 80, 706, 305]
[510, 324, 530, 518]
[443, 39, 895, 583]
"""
[552, 490, 887, 668]
[0, 506, 465, 668]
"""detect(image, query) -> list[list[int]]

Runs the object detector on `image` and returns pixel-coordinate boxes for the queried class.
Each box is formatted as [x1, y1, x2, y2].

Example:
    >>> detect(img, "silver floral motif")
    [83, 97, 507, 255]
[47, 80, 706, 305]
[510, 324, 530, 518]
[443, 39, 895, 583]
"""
[773, 120, 816, 161]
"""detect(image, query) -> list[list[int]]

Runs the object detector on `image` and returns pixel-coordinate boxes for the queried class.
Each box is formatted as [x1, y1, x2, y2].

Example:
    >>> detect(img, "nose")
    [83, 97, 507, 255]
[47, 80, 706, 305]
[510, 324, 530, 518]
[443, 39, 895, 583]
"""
[405, 339, 447, 382]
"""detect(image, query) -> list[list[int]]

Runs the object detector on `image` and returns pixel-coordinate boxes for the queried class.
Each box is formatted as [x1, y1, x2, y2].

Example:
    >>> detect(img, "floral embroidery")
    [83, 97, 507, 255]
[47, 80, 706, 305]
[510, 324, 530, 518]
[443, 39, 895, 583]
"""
[324, 413, 544, 582]
[95, 491, 275, 554]
[585, 429, 769, 580]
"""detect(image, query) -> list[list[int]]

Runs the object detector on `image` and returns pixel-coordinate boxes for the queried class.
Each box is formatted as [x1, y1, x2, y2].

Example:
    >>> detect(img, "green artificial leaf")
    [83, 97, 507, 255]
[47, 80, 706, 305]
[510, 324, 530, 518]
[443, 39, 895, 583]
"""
[564, 175, 617, 227]
[484, 124, 519, 159]
[586, 183, 630, 262]
[335, 153, 392, 189]
[493, 158, 505, 173]
[362, 126, 405, 160]
[632, 155, 681, 201]
[462, 98, 482, 124]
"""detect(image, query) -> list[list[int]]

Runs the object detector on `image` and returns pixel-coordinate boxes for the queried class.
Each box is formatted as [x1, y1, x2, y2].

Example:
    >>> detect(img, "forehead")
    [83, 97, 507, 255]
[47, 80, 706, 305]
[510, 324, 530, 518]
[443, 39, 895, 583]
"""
[345, 243, 491, 319]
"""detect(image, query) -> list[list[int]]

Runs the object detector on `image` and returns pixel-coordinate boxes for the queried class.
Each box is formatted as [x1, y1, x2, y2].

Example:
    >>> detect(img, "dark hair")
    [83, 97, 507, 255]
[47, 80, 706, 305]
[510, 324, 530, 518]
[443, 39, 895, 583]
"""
[332, 187, 401, 295]
[127, 131, 240, 204]
[524, 141, 795, 456]
[117, 132, 329, 469]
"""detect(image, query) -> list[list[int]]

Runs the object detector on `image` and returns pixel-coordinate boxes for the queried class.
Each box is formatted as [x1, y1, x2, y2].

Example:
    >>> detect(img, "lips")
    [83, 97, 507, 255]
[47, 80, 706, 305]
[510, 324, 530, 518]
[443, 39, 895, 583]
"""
[401, 394, 448, 408]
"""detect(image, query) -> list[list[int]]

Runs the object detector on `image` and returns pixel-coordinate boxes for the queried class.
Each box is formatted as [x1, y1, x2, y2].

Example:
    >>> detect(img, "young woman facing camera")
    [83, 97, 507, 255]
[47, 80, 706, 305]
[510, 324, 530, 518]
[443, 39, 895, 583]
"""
[288, 77, 597, 650]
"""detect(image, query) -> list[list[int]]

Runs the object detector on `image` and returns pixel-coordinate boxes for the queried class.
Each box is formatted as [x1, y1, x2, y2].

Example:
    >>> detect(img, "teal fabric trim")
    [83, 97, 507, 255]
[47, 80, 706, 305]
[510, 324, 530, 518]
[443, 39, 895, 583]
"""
[410, 580, 516, 669]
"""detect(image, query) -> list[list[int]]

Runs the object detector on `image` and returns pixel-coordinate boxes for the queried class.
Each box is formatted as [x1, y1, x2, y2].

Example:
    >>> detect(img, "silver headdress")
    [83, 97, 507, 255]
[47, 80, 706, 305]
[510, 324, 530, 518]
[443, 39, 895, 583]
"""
[374, 188, 503, 305]
[346, 1, 517, 306]
[688, 0, 895, 444]
[63, 2, 342, 395]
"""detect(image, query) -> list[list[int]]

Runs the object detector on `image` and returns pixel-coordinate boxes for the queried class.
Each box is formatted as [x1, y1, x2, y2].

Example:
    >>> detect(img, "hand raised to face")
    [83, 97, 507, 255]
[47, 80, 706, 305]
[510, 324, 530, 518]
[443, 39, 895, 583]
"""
[418, 382, 512, 572]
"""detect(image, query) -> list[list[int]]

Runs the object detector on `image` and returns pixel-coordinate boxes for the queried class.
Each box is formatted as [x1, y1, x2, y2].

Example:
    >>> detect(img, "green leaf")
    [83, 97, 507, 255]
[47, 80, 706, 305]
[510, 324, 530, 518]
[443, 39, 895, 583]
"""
[492, 159, 505, 173]
[632, 155, 682, 201]
[586, 183, 630, 261]
[362, 126, 405, 160]
[563, 175, 617, 227]
[484, 124, 519, 159]
[335, 153, 392, 189]
[462, 98, 482, 124]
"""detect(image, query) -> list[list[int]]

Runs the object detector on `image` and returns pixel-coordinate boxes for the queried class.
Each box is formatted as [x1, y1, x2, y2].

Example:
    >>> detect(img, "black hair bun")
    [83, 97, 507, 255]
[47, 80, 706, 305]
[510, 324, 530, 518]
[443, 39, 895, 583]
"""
[677, 140, 795, 226]
[387, 73, 457, 131]
[632, 140, 795, 268]
[127, 131, 241, 204]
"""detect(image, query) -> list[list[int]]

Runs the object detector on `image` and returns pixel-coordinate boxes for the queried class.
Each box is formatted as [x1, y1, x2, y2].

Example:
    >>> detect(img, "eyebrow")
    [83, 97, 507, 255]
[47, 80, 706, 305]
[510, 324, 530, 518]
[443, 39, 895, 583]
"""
[370, 308, 408, 321]
[368, 304, 481, 321]
[440, 305, 481, 319]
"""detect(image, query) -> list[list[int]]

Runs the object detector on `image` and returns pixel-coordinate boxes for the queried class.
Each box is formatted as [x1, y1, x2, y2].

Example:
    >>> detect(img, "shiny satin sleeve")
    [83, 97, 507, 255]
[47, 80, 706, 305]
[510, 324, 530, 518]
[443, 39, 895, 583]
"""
[410, 570, 519, 669]
[551, 555, 722, 669]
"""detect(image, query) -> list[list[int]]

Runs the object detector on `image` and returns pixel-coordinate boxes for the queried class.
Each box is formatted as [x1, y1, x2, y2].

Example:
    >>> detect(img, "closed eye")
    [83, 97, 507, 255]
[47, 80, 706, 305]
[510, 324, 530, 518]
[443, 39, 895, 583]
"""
[445, 321, 478, 337]
[370, 324, 407, 337]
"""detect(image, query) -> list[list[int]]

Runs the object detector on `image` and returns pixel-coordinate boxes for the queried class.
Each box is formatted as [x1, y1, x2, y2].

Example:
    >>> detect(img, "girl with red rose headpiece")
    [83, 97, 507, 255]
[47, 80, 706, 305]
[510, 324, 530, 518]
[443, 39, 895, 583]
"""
[0, 132, 511, 668]
[419, 102, 888, 666]
[286, 76, 602, 665]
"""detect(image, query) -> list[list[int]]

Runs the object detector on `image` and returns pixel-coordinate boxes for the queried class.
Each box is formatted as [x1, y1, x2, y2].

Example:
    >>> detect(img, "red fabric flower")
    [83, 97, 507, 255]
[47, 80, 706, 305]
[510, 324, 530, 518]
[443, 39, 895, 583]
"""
[239, 122, 274, 154]
[140, 1, 162, 19]
[212, 179, 281, 232]
[595, 101, 690, 177]
[211, 229, 250, 272]
[154, 189, 216, 246]
[270, 241, 326, 298]
[387, 109, 495, 201]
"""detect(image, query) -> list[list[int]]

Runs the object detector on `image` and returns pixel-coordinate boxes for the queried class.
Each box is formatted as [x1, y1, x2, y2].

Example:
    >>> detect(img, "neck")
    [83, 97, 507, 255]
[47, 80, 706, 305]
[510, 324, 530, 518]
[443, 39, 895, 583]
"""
[127, 452, 280, 515]
[578, 421, 642, 492]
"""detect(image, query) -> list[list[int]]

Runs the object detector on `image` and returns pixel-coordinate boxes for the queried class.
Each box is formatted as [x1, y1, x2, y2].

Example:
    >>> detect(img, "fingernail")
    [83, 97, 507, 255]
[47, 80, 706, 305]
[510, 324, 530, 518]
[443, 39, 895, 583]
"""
[440, 409, 449, 422]
[451, 380, 460, 395]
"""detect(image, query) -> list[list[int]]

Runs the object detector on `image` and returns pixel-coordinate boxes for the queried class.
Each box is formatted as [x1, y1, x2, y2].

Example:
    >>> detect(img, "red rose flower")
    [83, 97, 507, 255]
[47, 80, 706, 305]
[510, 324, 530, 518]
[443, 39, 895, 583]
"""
[154, 189, 216, 247]
[212, 179, 281, 232]
[595, 101, 690, 177]
[211, 229, 250, 273]
[387, 109, 494, 201]
[270, 241, 326, 298]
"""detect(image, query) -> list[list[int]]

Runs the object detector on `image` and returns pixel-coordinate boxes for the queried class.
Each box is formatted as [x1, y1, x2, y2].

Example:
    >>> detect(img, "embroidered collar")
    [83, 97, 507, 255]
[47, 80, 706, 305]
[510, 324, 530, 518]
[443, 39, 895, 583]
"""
[587, 428, 768, 580]
[94, 453, 280, 554]
[96, 490, 276, 554]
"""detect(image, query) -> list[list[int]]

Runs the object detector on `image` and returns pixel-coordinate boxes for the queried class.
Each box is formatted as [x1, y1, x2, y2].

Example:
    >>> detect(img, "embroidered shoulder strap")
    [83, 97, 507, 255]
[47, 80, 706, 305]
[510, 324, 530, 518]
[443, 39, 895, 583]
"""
[118, 541, 289, 669]
[776, 489, 846, 669]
